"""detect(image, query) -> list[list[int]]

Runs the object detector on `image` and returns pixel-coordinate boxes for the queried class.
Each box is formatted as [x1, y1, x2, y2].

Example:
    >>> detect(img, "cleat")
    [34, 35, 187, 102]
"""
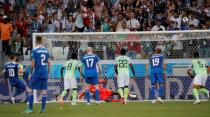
[24, 109, 33, 114]
[86, 102, 91, 105]
[152, 100, 156, 104]
[71, 102, 77, 106]
[193, 100, 201, 104]
[39, 110, 45, 113]
[157, 97, 164, 104]
[96, 101, 101, 105]
[123, 100, 127, 104]
[58, 97, 64, 106]
[121, 97, 125, 104]
[11, 97, 15, 104]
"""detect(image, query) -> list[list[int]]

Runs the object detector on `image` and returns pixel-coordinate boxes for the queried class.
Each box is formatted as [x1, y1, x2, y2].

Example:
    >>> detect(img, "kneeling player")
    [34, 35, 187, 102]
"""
[2, 54, 26, 104]
[58, 53, 80, 105]
[115, 48, 135, 104]
[187, 52, 209, 104]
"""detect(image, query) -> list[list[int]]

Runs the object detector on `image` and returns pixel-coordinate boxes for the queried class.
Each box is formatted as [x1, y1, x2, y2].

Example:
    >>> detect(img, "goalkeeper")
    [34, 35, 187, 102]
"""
[187, 52, 210, 104]
[58, 52, 80, 105]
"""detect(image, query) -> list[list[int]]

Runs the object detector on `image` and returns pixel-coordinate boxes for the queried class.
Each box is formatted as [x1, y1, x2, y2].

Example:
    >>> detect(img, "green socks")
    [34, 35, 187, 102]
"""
[118, 88, 124, 98]
[193, 88, 199, 101]
[124, 87, 129, 100]
[72, 90, 78, 103]
[61, 90, 67, 97]
[198, 88, 209, 95]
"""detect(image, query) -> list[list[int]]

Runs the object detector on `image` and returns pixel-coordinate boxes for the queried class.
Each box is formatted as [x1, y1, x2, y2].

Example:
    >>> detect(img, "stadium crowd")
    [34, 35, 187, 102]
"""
[0, 0, 210, 60]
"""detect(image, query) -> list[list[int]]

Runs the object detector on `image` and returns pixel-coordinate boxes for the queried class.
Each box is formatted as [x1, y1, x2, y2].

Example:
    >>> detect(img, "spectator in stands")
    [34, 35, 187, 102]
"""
[44, 18, 56, 33]
[101, 17, 110, 32]
[188, 14, 199, 27]
[117, 21, 130, 32]
[126, 12, 140, 31]
[26, 0, 37, 17]
[73, 7, 84, 32]
[29, 14, 42, 33]
[84, 22, 95, 32]
[0, 16, 13, 56]
[11, 34, 23, 58]
[152, 19, 166, 31]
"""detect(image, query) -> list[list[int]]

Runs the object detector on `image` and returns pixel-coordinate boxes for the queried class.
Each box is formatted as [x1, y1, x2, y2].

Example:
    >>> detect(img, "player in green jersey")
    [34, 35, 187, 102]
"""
[115, 48, 135, 104]
[187, 52, 210, 104]
[58, 52, 80, 105]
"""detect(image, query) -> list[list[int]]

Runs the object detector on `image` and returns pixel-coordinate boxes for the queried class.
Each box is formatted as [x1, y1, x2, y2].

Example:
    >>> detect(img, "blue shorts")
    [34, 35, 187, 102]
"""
[150, 73, 164, 85]
[85, 76, 98, 85]
[9, 79, 26, 89]
[28, 76, 48, 90]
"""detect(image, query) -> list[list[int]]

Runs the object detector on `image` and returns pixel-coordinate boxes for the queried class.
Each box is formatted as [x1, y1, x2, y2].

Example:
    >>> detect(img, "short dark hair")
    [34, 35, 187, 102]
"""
[9, 54, 16, 60]
[36, 36, 43, 44]
[193, 51, 199, 58]
[120, 48, 127, 55]
[71, 52, 78, 59]
[155, 48, 162, 54]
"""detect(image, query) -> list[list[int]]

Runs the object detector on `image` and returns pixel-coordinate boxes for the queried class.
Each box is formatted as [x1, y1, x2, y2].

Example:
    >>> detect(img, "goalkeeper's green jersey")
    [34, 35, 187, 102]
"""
[192, 59, 208, 76]
[63, 59, 80, 78]
[116, 55, 131, 73]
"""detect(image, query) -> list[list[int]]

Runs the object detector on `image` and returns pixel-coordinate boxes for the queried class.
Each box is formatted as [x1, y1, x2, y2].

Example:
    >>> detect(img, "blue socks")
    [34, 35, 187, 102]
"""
[85, 90, 90, 103]
[158, 85, 164, 98]
[95, 89, 100, 101]
[28, 93, 34, 110]
[151, 85, 156, 100]
[41, 94, 47, 111]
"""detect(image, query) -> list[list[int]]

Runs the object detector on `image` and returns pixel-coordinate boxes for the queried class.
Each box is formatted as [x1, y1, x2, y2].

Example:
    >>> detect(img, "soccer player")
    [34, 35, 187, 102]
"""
[115, 48, 135, 104]
[58, 52, 80, 105]
[80, 47, 102, 105]
[187, 52, 209, 104]
[2, 54, 26, 104]
[25, 36, 51, 113]
[146, 48, 166, 104]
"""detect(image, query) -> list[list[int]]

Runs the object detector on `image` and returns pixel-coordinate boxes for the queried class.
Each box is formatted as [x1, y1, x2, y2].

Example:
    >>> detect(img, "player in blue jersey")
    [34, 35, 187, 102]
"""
[25, 36, 51, 113]
[2, 54, 26, 104]
[80, 47, 102, 105]
[146, 48, 166, 104]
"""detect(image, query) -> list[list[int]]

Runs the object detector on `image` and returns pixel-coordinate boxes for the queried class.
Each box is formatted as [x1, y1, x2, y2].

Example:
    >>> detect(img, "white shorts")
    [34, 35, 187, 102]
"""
[64, 76, 77, 89]
[193, 74, 208, 86]
[117, 72, 130, 88]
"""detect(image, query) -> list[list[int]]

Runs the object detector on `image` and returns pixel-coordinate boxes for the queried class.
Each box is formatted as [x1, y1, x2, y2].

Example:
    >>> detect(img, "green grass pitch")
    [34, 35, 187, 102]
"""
[0, 101, 210, 117]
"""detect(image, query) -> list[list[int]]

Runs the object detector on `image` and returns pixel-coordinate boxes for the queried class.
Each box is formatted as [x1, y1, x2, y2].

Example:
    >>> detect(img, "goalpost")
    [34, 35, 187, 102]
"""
[30, 30, 210, 103]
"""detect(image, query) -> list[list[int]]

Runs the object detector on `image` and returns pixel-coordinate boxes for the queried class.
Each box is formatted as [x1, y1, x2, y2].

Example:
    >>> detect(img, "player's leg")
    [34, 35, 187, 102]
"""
[117, 73, 125, 99]
[12, 80, 26, 104]
[59, 76, 71, 103]
[150, 73, 156, 103]
[124, 72, 130, 104]
[198, 75, 209, 99]
[40, 78, 48, 112]
[70, 76, 78, 105]
[84, 77, 91, 104]
[157, 73, 164, 103]
[92, 76, 100, 104]
[192, 75, 202, 104]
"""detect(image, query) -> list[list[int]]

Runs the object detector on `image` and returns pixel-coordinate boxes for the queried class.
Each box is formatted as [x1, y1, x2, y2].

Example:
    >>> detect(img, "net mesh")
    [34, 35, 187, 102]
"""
[29, 31, 210, 101]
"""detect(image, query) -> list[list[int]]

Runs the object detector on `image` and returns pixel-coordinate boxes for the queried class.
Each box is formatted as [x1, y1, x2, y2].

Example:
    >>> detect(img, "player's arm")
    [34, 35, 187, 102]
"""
[145, 63, 149, 79]
[30, 59, 35, 75]
[207, 66, 210, 74]
[129, 63, 135, 77]
[47, 59, 51, 75]
[114, 64, 118, 75]
[60, 67, 65, 78]
[97, 62, 102, 80]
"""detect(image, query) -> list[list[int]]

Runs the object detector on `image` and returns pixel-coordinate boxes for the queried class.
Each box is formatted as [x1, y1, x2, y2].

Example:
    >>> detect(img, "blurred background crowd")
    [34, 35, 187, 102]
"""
[0, 0, 210, 60]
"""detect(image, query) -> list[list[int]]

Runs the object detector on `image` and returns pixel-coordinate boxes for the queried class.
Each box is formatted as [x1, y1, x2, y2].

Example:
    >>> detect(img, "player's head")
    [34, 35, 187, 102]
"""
[193, 51, 199, 58]
[71, 52, 78, 59]
[36, 36, 43, 45]
[9, 54, 16, 61]
[155, 48, 162, 54]
[86, 47, 93, 54]
[120, 48, 127, 55]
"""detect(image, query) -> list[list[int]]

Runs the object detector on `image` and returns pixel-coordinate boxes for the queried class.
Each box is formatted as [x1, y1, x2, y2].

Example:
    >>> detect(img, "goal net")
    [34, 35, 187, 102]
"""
[29, 30, 210, 102]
